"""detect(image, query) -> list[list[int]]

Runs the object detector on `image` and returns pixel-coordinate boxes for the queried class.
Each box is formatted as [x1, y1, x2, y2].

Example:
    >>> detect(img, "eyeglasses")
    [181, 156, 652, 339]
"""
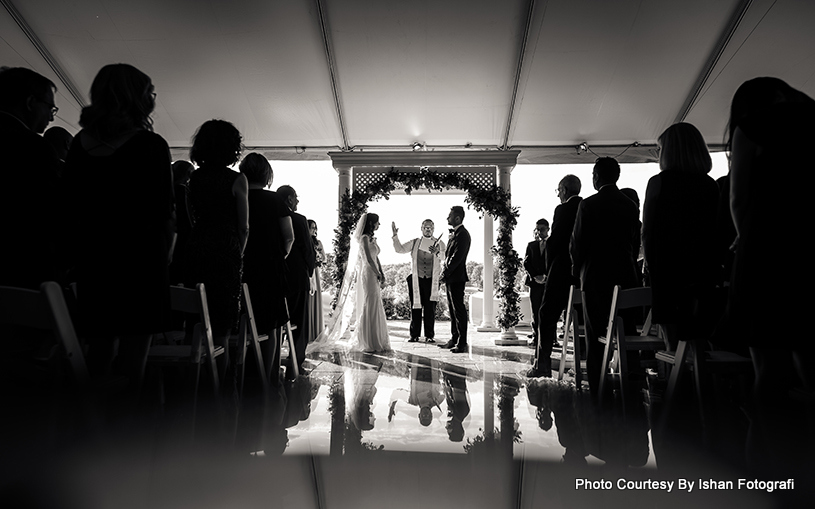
[35, 97, 58, 116]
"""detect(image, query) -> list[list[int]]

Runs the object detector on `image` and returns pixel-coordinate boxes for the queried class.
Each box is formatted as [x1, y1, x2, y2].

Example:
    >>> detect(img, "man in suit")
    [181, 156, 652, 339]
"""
[392, 219, 446, 343]
[0, 67, 62, 289]
[570, 158, 641, 395]
[523, 219, 549, 346]
[527, 175, 582, 378]
[277, 185, 316, 376]
[439, 205, 471, 353]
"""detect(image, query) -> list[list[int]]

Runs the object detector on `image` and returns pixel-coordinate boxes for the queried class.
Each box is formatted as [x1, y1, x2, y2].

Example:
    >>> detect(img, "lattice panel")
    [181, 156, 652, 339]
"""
[353, 167, 496, 195]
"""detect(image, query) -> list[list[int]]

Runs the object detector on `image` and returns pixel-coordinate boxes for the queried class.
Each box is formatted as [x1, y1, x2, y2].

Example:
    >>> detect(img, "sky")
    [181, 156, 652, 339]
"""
[268, 153, 730, 266]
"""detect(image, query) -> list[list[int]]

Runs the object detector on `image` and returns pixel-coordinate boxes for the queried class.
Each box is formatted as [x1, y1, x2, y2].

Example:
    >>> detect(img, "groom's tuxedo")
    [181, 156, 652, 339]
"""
[443, 224, 471, 349]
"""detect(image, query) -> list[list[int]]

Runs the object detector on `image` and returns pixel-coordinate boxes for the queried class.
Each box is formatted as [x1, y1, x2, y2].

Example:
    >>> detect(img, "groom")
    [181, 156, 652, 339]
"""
[439, 206, 471, 353]
[392, 219, 446, 343]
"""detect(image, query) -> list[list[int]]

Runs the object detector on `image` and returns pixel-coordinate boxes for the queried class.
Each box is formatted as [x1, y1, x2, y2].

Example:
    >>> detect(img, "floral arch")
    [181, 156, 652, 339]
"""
[327, 151, 523, 330]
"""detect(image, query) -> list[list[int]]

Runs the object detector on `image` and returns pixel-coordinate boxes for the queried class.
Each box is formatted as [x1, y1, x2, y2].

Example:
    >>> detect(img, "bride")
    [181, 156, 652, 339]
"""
[308, 212, 391, 353]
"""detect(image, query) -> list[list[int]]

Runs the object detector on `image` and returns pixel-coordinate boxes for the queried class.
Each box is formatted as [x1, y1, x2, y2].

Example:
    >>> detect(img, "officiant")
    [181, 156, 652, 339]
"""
[392, 219, 446, 343]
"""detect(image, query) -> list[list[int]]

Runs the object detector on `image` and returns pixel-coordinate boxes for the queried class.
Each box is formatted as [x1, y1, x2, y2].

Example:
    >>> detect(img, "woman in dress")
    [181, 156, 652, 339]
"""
[239, 153, 293, 383]
[304, 219, 325, 343]
[307, 212, 390, 353]
[641, 122, 719, 350]
[724, 78, 815, 473]
[184, 120, 248, 372]
[63, 63, 175, 399]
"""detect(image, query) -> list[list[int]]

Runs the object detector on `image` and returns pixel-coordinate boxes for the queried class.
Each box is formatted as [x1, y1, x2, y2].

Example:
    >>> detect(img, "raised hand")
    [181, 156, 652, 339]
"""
[391, 221, 398, 236]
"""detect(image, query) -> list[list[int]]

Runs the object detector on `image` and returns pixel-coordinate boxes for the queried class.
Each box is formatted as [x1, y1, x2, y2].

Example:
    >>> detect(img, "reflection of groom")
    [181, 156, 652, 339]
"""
[392, 219, 446, 343]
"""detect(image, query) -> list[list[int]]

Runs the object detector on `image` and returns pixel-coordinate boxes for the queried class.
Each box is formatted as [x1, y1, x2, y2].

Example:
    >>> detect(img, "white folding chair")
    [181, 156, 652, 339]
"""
[557, 285, 587, 387]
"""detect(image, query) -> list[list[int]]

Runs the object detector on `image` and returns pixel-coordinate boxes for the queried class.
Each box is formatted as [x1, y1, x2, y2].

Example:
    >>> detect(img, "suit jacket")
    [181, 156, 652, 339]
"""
[570, 185, 639, 291]
[286, 211, 316, 295]
[442, 225, 471, 283]
[523, 239, 546, 287]
[545, 195, 582, 276]
[0, 112, 63, 288]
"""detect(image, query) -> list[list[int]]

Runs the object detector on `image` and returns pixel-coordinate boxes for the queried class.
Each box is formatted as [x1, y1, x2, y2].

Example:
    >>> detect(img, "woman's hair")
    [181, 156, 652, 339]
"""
[658, 122, 711, 174]
[726, 77, 815, 150]
[362, 213, 379, 236]
[239, 152, 272, 187]
[190, 119, 243, 167]
[308, 219, 317, 234]
[79, 64, 155, 139]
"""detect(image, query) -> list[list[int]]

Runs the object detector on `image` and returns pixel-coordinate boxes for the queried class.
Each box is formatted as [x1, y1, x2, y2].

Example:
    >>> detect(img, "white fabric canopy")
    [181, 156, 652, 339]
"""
[3, 0, 813, 163]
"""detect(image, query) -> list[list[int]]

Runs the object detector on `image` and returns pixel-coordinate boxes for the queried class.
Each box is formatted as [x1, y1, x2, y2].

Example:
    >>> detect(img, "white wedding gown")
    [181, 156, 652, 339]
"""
[353, 235, 391, 352]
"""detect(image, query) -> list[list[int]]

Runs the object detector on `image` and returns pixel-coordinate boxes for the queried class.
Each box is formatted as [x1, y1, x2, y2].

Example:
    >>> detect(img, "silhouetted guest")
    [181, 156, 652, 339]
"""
[185, 119, 248, 372]
[620, 187, 643, 282]
[63, 64, 175, 399]
[304, 219, 325, 343]
[713, 174, 736, 286]
[168, 160, 194, 285]
[239, 153, 293, 384]
[527, 175, 582, 378]
[523, 219, 549, 346]
[642, 122, 719, 350]
[0, 67, 63, 289]
[277, 185, 315, 376]
[570, 157, 641, 396]
[724, 77, 815, 475]
[43, 125, 73, 162]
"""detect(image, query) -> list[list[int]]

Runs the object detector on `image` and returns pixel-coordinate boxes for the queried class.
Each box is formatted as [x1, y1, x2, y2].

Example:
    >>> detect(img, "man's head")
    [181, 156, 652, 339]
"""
[557, 174, 581, 203]
[171, 160, 195, 186]
[0, 67, 57, 133]
[420, 219, 434, 238]
[447, 206, 465, 227]
[277, 185, 299, 211]
[592, 157, 620, 190]
[535, 218, 550, 240]
[419, 406, 433, 427]
[43, 126, 73, 161]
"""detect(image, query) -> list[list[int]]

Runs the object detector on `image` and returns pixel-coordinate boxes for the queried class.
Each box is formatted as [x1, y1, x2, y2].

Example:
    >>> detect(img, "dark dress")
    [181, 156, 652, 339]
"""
[63, 130, 175, 335]
[243, 189, 290, 333]
[642, 171, 719, 326]
[185, 165, 243, 331]
[726, 101, 815, 349]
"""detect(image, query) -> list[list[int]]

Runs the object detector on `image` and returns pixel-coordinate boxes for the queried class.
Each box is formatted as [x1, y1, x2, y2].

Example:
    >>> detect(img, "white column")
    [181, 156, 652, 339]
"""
[477, 214, 499, 332]
[335, 165, 352, 221]
[496, 164, 520, 342]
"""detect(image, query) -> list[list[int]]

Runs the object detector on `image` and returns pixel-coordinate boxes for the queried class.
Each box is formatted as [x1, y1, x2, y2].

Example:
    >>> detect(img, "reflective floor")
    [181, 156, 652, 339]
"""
[2, 321, 812, 508]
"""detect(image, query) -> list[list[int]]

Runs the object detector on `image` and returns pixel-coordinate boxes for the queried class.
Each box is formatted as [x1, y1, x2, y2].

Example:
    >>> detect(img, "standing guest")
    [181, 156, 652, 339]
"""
[523, 219, 549, 346]
[43, 126, 73, 179]
[527, 175, 582, 378]
[185, 119, 248, 373]
[277, 185, 315, 375]
[438, 206, 471, 354]
[239, 154, 294, 383]
[391, 219, 447, 343]
[304, 219, 325, 343]
[570, 158, 641, 396]
[619, 187, 643, 280]
[642, 122, 719, 350]
[0, 67, 63, 289]
[724, 77, 815, 474]
[168, 160, 194, 286]
[62, 64, 175, 400]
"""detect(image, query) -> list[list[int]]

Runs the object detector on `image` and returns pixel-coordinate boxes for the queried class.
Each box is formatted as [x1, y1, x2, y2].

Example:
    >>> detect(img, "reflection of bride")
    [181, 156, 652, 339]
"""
[307, 212, 391, 353]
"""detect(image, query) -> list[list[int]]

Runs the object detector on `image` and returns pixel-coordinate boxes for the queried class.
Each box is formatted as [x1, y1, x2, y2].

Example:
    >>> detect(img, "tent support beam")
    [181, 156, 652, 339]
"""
[674, 0, 753, 125]
[1, 0, 86, 108]
[315, 0, 351, 151]
[501, 0, 537, 150]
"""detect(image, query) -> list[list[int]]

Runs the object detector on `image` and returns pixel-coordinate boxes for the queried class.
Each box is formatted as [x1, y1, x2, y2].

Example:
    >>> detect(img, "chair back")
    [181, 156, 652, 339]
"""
[168, 284, 216, 365]
[0, 282, 90, 386]
[605, 285, 654, 339]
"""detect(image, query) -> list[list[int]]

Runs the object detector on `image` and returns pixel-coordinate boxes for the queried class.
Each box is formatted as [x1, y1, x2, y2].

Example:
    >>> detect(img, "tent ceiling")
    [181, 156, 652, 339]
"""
[2, 0, 813, 164]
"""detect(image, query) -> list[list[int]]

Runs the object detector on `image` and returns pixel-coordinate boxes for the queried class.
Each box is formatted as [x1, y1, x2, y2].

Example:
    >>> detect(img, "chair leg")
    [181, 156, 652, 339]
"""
[598, 336, 613, 399]
[657, 340, 689, 441]
[285, 320, 299, 379]
[558, 313, 571, 381]
[250, 332, 269, 396]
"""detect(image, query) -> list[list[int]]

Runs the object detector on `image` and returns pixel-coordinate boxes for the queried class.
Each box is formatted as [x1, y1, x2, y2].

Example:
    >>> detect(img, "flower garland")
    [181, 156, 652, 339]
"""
[330, 168, 522, 329]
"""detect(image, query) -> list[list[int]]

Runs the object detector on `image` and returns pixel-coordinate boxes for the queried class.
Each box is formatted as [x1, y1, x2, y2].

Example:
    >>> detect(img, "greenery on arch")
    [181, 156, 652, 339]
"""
[330, 168, 522, 329]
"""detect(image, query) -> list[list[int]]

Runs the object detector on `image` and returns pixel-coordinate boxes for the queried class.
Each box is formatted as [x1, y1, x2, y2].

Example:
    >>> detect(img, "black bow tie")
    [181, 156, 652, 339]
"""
[448, 228, 455, 233]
